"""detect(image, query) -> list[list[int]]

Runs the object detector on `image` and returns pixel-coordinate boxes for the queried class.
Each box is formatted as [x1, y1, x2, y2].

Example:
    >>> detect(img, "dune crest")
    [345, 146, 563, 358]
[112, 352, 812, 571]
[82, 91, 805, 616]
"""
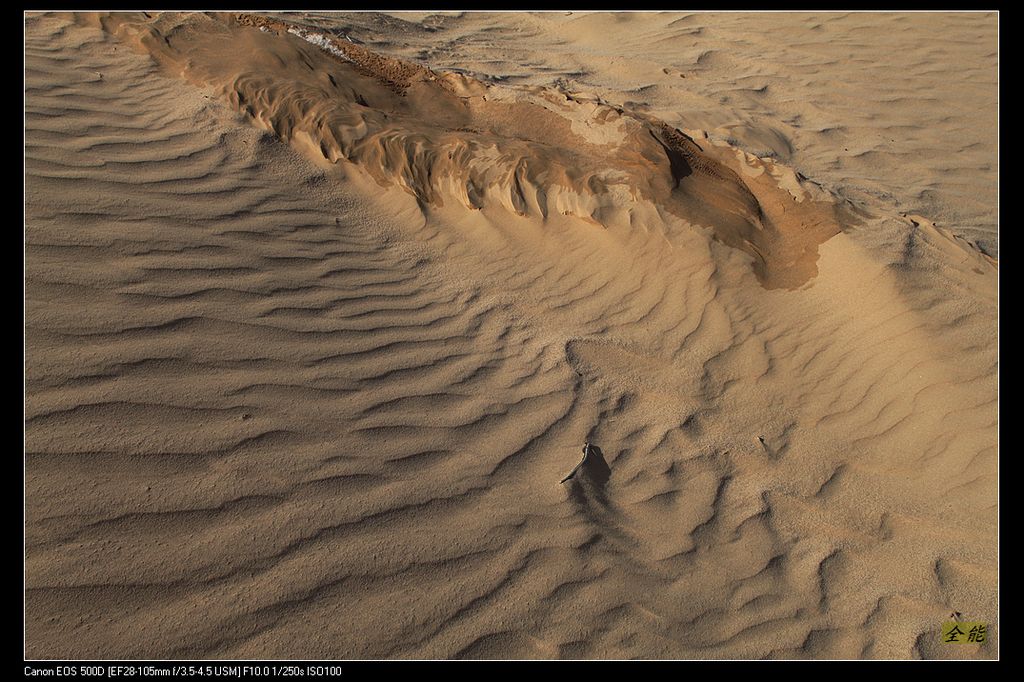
[74, 10, 850, 289]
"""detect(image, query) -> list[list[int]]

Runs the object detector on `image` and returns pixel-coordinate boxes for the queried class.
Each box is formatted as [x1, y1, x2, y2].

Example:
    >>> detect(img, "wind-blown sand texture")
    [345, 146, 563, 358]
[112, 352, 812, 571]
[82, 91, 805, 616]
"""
[25, 11, 997, 659]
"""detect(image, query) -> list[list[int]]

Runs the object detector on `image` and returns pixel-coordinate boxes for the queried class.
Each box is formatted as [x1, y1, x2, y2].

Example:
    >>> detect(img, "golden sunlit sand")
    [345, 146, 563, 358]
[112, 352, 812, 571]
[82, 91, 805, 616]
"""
[25, 11, 997, 659]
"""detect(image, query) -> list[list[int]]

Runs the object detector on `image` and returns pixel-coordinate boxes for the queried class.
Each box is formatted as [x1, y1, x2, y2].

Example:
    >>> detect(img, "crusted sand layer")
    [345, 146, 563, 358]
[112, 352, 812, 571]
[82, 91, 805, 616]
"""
[25, 12, 996, 659]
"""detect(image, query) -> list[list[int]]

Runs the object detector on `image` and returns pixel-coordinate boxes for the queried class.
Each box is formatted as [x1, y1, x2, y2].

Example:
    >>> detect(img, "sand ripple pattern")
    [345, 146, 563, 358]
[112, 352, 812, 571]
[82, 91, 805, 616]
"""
[25, 13, 996, 659]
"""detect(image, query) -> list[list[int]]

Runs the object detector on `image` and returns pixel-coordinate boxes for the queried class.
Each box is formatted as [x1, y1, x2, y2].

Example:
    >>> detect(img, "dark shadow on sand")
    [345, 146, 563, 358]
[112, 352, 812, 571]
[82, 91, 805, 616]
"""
[567, 444, 612, 508]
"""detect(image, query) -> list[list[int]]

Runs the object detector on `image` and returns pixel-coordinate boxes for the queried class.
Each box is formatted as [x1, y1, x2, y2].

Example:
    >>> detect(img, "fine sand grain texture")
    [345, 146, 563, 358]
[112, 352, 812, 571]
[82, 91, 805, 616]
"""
[25, 12, 997, 659]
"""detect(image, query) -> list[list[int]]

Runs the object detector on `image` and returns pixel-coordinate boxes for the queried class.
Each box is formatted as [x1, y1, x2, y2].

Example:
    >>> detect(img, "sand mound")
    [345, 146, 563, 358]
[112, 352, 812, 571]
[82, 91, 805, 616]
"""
[25, 11, 996, 660]
[72, 11, 852, 289]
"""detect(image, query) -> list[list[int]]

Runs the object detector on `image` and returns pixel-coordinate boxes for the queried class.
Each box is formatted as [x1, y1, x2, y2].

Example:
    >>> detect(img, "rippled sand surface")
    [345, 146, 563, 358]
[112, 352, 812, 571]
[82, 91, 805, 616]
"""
[25, 12, 997, 659]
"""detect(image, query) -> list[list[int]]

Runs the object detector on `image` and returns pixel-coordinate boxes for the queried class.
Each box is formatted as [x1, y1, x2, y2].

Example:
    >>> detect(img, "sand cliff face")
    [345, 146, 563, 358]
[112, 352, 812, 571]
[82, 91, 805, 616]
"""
[74, 11, 854, 290]
[26, 12, 996, 660]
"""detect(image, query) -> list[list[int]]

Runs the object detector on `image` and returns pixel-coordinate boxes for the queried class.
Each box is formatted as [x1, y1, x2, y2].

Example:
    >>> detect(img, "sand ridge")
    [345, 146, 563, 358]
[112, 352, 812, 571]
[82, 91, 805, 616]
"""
[74, 10, 858, 290]
[25, 11, 996, 659]
[356, 10, 999, 257]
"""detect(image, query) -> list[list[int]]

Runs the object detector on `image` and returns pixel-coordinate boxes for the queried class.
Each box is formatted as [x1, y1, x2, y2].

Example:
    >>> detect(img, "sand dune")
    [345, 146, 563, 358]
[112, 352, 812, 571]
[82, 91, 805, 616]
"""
[361, 10, 999, 258]
[73, 11, 849, 290]
[25, 11, 997, 659]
